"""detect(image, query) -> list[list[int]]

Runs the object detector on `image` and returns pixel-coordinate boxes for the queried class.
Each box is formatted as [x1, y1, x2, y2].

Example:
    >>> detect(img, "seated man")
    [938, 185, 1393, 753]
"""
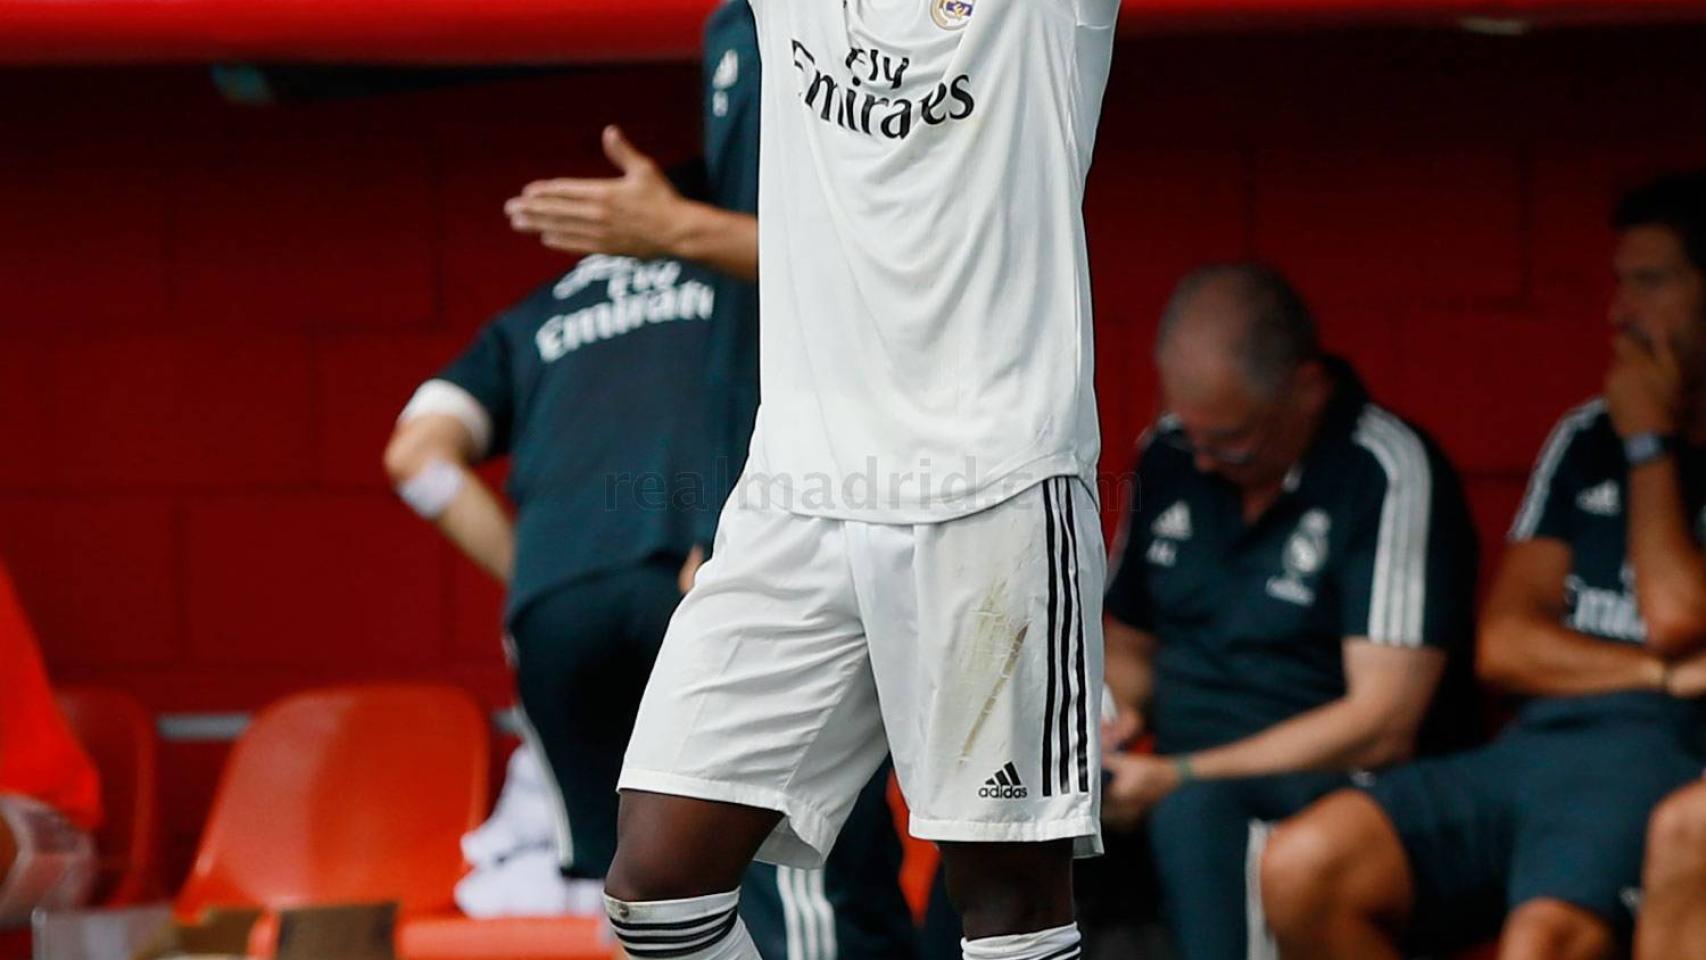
[0, 558, 101, 928]
[1261, 172, 1706, 960]
[1100, 263, 1478, 960]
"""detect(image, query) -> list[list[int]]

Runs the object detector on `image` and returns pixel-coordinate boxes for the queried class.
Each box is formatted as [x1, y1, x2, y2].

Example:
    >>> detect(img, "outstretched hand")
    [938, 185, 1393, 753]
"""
[506, 126, 688, 260]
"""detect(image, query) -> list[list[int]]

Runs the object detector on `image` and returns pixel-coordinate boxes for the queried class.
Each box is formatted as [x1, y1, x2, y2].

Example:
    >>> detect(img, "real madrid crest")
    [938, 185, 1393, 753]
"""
[931, 0, 974, 30]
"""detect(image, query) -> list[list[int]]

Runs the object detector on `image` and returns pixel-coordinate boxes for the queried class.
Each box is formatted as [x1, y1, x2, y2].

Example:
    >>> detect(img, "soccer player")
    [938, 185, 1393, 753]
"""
[588, 2, 1121, 959]
[1260, 171, 1706, 960]
[496, 4, 930, 957]
[1098, 264, 1479, 960]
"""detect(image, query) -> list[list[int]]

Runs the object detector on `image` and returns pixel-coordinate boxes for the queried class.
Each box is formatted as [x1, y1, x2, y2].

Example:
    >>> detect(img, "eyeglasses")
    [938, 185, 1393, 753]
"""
[1161, 402, 1285, 468]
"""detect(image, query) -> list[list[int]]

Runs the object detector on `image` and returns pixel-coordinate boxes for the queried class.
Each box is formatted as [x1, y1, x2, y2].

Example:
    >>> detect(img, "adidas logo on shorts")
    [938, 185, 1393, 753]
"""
[979, 762, 1028, 799]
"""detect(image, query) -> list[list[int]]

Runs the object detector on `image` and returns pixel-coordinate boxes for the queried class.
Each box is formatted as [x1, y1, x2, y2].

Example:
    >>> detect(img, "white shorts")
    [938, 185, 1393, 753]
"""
[0, 794, 95, 929]
[620, 476, 1105, 869]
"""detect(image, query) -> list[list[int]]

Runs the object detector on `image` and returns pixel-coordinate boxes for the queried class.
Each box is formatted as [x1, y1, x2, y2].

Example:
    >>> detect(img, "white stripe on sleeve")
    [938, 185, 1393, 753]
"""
[398, 378, 495, 459]
[1352, 408, 1433, 647]
[1509, 398, 1606, 542]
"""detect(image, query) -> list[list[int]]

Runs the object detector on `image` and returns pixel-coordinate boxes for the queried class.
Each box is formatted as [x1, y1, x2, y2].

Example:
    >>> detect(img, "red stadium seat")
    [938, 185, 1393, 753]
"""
[54, 685, 161, 907]
[175, 683, 489, 923]
[172, 682, 616, 960]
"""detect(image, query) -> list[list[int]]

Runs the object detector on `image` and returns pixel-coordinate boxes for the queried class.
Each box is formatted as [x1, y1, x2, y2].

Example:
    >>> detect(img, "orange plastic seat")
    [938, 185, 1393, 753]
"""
[55, 685, 160, 907]
[175, 683, 489, 921]
[397, 915, 611, 960]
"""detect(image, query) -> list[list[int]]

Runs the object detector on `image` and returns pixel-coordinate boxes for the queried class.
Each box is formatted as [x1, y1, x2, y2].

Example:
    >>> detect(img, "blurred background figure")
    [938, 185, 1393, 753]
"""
[0, 558, 100, 929]
[1262, 171, 1706, 960]
[1094, 263, 1479, 960]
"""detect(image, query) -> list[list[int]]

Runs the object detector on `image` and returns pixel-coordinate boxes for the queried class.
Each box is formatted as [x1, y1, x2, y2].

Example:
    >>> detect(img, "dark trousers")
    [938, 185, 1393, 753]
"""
[1145, 772, 1352, 960]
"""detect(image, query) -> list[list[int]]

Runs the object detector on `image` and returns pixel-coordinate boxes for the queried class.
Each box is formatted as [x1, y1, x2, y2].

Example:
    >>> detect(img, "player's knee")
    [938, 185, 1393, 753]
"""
[1502, 899, 1615, 960]
[1261, 816, 1346, 933]
[940, 841, 1075, 939]
[1647, 787, 1706, 877]
[604, 844, 709, 903]
[1262, 794, 1401, 936]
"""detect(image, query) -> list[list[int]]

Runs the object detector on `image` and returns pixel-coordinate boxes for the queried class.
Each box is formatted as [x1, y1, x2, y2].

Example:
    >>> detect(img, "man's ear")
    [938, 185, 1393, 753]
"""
[1293, 358, 1330, 415]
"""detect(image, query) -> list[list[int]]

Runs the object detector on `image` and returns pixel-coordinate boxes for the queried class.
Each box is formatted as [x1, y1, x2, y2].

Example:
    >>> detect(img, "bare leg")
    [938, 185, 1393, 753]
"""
[938, 839, 1075, 940]
[603, 790, 783, 902]
[1499, 899, 1614, 960]
[1635, 781, 1706, 960]
[1261, 791, 1412, 960]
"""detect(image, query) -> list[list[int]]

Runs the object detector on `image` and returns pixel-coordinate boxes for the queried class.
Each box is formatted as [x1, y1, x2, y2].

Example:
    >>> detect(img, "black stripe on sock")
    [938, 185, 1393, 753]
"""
[615, 910, 740, 958]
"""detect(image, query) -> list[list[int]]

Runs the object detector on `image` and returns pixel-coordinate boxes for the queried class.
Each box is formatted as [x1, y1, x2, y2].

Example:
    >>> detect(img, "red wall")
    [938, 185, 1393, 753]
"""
[3, 25, 1705, 886]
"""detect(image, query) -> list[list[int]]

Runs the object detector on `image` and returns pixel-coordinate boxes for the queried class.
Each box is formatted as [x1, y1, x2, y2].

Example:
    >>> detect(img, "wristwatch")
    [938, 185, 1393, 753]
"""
[1624, 432, 1677, 468]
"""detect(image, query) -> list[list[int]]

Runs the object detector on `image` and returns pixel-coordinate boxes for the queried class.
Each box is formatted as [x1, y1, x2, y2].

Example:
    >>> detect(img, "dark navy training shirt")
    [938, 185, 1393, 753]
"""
[694, 0, 763, 548]
[1507, 398, 1706, 733]
[1106, 360, 1480, 756]
[434, 256, 717, 622]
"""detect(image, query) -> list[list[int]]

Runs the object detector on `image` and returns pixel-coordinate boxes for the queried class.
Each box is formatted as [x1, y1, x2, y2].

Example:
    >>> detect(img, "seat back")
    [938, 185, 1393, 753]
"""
[54, 686, 160, 907]
[176, 684, 489, 919]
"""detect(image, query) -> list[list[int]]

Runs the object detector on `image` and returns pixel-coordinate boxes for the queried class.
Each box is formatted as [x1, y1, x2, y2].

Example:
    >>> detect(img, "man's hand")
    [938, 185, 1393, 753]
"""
[1101, 753, 1183, 830]
[1666, 649, 1706, 699]
[679, 545, 706, 595]
[506, 126, 689, 259]
[1606, 331, 1683, 439]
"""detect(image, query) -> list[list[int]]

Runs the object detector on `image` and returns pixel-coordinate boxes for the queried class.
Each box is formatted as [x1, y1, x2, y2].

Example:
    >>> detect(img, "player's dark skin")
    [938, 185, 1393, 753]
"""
[607, 792, 1074, 937]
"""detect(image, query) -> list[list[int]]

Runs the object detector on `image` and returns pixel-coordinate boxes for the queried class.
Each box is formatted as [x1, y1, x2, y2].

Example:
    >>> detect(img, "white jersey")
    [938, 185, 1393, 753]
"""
[744, 0, 1118, 522]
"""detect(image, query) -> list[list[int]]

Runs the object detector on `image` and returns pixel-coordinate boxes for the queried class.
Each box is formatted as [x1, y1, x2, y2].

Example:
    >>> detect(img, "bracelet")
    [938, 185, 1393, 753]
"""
[1173, 755, 1198, 785]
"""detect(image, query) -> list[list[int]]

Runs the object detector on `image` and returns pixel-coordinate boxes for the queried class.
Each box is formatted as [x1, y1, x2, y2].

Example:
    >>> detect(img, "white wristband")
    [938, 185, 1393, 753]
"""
[397, 457, 466, 520]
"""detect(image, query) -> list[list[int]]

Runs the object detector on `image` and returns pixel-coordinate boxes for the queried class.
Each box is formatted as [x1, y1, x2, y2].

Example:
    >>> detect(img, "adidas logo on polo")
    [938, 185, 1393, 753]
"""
[1577, 481, 1621, 516]
[980, 762, 1028, 799]
[1152, 501, 1192, 540]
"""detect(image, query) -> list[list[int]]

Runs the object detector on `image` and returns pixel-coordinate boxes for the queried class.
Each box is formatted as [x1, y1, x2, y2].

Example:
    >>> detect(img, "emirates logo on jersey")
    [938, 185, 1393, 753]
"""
[931, 0, 974, 30]
[790, 39, 976, 141]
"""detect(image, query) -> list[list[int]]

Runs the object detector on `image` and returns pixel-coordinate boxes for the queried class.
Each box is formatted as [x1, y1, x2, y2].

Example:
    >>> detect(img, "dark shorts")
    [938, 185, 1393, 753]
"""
[1365, 693, 1704, 948]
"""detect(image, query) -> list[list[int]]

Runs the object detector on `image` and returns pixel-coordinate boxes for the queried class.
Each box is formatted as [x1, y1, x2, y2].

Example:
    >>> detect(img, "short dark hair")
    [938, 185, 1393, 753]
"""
[1156, 262, 1320, 398]
[1613, 171, 1706, 273]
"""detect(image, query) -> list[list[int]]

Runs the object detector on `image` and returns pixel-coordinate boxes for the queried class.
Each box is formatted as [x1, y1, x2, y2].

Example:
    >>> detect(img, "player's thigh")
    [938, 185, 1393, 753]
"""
[608, 791, 784, 901]
[1358, 747, 1516, 951]
[1508, 722, 1700, 940]
[869, 476, 1105, 853]
[1645, 778, 1706, 876]
[621, 501, 889, 872]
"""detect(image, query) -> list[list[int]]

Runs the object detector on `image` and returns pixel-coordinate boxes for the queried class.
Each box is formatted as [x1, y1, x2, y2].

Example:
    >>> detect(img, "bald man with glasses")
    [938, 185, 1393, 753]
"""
[1095, 263, 1480, 960]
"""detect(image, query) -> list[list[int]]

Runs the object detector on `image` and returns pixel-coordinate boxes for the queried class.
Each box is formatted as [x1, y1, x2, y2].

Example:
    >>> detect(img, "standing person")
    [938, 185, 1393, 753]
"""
[501, 5, 926, 958]
[0, 557, 100, 928]
[565, 2, 1122, 959]
[1097, 264, 1478, 960]
[1261, 171, 1706, 960]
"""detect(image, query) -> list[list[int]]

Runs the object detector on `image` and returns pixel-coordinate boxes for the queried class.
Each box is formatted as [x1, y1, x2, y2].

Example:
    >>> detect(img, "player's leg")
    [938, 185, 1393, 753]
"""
[508, 564, 669, 879]
[608, 504, 891, 960]
[1635, 780, 1706, 960]
[1261, 791, 1413, 960]
[863, 477, 1106, 959]
[1146, 773, 1348, 960]
[1497, 900, 1613, 960]
[1500, 713, 1700, 960]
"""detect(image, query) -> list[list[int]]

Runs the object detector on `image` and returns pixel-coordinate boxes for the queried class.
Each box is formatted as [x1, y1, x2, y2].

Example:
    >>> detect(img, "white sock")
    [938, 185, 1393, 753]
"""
[962, 921, 1082, 960]
[605, 889, 760, 959]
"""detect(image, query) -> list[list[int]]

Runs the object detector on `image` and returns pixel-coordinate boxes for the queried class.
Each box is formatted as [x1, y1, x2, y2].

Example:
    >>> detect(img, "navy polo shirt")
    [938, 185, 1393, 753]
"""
[694, 0, 763, 548]
[435, 256, 717, 621]
[1507, 398, 1706, 728]
[1106, 360, 1480, 756]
